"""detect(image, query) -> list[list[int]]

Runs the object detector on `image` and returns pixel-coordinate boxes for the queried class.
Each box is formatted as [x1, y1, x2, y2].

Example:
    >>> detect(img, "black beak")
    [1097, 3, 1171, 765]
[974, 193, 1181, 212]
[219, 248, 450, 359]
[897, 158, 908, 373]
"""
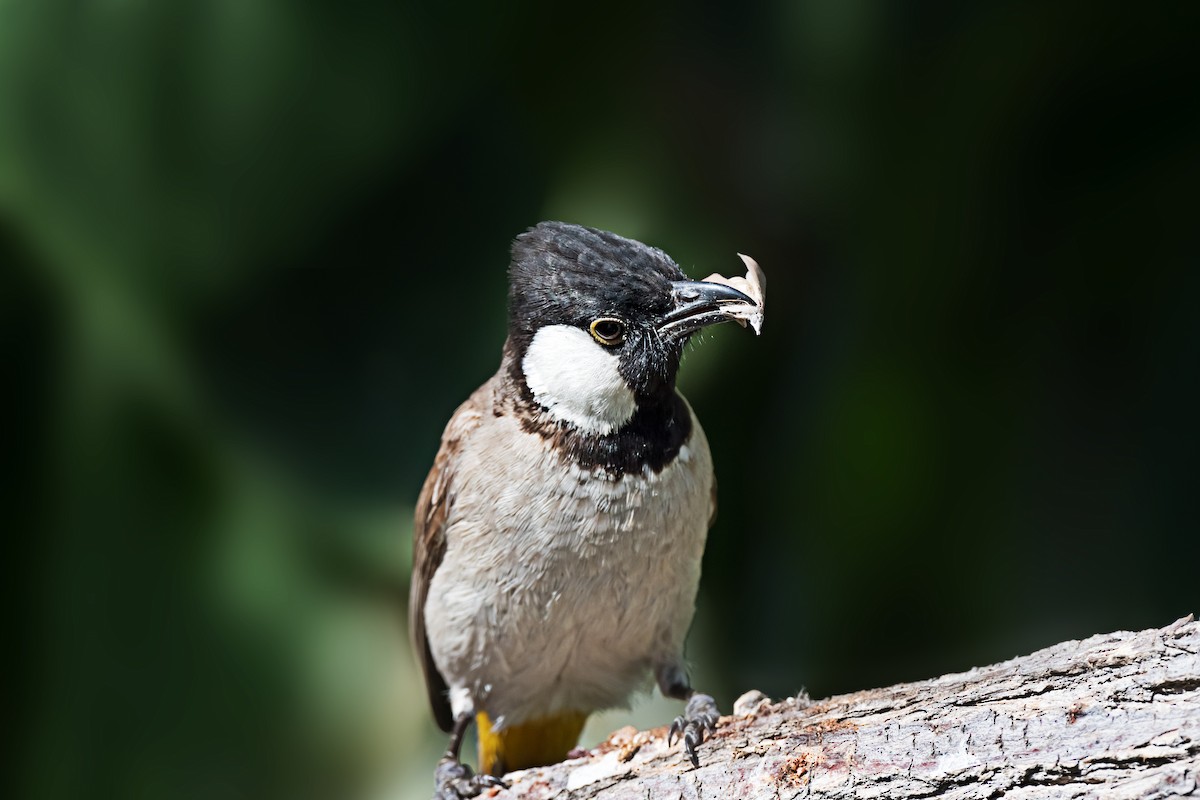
[659, 280, 755, 338]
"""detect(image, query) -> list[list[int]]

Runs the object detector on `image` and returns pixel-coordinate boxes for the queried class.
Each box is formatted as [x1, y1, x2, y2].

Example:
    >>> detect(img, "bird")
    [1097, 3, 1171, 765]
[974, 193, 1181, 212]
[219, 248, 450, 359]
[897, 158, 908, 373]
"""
[410, 221, 762, 799]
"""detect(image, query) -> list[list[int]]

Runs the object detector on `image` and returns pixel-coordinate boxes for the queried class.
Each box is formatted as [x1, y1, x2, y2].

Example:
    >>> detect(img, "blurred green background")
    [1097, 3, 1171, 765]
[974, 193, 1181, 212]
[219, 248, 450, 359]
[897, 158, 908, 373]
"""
[4, 2, 1198, 799]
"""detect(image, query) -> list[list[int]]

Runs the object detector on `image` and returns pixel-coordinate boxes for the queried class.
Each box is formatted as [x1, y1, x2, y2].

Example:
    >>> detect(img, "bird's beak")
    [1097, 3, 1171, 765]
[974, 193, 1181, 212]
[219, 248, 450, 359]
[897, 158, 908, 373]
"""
[659, 280, 756, 338]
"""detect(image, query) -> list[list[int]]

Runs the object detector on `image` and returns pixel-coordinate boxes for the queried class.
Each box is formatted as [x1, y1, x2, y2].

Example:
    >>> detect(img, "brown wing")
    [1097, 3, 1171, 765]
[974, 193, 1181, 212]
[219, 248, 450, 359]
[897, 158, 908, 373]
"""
[409, 385, 489, 732]
[709, 472, 718, 529]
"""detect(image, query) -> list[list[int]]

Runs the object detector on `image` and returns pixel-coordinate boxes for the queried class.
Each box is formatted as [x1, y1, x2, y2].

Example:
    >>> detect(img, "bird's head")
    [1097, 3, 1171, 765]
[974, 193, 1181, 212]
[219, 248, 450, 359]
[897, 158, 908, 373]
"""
[505, 221, 754, 436]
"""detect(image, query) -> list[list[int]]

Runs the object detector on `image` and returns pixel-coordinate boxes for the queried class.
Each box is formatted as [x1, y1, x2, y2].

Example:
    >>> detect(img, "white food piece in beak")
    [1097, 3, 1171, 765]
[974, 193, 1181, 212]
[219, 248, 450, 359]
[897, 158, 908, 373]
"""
[701, 253, 766, 335]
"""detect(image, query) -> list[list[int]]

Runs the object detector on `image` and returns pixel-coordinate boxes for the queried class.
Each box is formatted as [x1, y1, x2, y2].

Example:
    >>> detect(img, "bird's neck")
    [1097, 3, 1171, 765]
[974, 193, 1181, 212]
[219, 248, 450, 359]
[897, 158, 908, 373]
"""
[500, 343, 691, 477]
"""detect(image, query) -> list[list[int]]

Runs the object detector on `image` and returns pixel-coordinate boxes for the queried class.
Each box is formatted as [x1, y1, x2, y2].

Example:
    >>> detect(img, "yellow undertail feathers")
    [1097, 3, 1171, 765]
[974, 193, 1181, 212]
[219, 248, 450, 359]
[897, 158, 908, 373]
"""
[476, 710, 589, 777]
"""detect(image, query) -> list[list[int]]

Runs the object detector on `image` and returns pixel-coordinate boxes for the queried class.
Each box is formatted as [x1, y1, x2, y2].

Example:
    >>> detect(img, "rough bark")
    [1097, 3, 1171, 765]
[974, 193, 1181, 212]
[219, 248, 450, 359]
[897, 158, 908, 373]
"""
[496, 616, 1200, 799]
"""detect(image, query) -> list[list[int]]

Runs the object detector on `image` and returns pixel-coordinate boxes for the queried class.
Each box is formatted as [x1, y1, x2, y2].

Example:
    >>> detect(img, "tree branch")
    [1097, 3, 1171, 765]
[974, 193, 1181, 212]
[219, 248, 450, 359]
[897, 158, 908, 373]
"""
[497, 616, 1199, 799]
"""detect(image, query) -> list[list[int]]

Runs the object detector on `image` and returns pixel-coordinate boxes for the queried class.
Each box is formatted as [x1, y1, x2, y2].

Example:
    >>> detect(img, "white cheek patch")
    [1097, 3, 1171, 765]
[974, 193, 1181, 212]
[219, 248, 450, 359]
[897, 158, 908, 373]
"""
[521, 325, 637, 435]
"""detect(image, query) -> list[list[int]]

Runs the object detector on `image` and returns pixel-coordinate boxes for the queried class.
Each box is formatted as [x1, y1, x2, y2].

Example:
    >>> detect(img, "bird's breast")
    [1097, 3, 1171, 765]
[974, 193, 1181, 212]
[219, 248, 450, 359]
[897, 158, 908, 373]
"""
[425, 398, 714, 726]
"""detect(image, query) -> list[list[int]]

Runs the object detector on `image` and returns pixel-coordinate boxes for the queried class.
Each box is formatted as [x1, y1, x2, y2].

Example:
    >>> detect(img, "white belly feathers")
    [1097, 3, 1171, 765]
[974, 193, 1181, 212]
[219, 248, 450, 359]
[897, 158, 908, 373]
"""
[424, 401, 713, 729]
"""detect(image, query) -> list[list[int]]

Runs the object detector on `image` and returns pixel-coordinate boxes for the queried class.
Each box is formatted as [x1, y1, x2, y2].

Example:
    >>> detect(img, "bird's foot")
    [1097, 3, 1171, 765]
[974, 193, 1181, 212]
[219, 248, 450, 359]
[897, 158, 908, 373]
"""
[433, 757, 508, 800]
[668, 693, 721, 767]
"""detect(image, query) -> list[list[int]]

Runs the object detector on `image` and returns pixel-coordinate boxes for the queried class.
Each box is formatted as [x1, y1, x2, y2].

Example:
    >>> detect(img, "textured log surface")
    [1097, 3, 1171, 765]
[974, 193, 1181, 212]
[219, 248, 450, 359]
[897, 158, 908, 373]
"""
[492, 616, 1200, 799]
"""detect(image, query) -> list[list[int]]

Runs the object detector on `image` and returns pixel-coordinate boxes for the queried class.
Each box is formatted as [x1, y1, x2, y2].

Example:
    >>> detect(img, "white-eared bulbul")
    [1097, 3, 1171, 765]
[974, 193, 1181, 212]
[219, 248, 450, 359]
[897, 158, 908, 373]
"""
[411, 222, 763, 799]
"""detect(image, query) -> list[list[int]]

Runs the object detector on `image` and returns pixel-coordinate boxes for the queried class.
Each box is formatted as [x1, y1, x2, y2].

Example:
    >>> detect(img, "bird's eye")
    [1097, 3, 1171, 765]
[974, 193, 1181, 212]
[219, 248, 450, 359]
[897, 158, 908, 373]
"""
[589, 317, 626, 346]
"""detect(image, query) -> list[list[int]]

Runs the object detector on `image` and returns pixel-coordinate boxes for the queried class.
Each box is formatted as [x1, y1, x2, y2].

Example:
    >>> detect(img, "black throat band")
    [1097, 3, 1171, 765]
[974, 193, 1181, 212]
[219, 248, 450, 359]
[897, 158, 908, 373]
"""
[501, 356, 692, 477]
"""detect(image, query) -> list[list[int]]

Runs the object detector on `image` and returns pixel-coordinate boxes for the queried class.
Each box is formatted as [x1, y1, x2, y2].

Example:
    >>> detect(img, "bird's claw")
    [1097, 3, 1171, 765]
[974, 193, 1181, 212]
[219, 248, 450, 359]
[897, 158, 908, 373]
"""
[433, 757, 509, 800]
[667, 693, 720, 767]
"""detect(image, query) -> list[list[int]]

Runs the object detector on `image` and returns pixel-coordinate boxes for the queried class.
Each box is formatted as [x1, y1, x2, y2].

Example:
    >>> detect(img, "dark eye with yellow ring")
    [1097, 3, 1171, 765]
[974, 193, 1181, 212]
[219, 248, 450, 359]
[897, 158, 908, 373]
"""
[589, 317, 626, 346]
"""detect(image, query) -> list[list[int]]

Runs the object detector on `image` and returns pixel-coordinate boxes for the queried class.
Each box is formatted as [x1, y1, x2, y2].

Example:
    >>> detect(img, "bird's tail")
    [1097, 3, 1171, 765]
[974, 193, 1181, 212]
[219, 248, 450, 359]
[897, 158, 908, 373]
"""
[476, 710, 588, 777]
